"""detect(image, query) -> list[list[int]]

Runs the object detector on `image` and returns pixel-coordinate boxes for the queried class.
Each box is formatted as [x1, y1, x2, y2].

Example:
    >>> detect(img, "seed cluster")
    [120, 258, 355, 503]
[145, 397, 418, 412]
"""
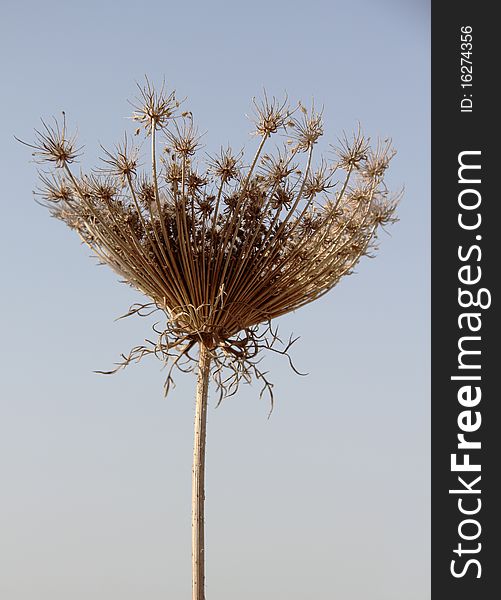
[23, 81, 399, 405]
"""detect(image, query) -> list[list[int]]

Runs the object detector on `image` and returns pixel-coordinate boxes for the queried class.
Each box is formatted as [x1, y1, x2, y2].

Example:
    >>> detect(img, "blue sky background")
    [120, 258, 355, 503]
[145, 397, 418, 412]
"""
[0, 1, 430, 598]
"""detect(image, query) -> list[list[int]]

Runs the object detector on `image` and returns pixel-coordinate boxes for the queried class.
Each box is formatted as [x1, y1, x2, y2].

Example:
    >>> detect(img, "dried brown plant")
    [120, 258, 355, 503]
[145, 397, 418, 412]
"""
[21, 79, 399, 600]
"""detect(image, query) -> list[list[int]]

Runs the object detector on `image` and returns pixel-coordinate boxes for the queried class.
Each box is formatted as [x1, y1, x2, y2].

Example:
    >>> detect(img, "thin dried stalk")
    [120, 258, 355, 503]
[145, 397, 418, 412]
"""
[192, 343, 210, 600]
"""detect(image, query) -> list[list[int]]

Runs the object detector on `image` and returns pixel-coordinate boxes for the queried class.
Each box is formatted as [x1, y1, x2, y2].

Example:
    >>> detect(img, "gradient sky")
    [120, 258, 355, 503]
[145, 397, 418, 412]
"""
[0, 1, 430, 598]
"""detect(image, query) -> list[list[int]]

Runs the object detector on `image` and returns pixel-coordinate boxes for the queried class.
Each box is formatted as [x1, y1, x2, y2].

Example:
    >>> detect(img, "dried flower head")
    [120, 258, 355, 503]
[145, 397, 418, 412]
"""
[207, 146, 241, 183]
[22, 81, 399, 406]
[19, 113, 81, 167]
[37, 172, 74, 203]
[131, 78, 179, 132]
[289, 101, 324, 151]
[165, 117, 203, 157]
[259, 147, 298, 186]
[99, 135, 139, 180]
[303, 160, 335, 199]
[361, 138, 397, 180]
[335, 128, 370, 170]
[250, 92, 291, 137]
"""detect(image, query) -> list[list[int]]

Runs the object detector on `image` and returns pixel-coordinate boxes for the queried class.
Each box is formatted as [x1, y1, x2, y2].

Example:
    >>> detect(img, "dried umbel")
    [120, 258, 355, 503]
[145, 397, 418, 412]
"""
[21, 80, 399, 600]
[24, 82, 398, 401]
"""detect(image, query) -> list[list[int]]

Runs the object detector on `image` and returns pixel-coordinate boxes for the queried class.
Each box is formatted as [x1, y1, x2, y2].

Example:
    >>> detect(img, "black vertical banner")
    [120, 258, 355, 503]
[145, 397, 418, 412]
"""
[432, 3, 498, 598]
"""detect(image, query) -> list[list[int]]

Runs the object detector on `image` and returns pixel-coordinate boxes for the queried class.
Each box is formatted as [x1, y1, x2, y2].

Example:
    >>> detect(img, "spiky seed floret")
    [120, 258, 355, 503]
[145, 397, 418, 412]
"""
[18, 113, 81, 167]
[131, 77, 179, 132]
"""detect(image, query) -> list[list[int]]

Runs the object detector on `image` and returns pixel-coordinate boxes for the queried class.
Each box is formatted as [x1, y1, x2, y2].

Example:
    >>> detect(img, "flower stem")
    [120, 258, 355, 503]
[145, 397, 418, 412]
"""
[192, 342, 211, 600]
